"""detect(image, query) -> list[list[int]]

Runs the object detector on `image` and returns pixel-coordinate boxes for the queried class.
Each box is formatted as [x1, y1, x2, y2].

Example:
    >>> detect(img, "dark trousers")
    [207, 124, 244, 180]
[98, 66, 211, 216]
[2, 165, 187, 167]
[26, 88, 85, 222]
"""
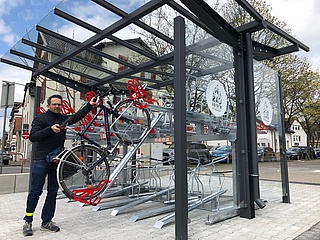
[24, 159, 59, 224]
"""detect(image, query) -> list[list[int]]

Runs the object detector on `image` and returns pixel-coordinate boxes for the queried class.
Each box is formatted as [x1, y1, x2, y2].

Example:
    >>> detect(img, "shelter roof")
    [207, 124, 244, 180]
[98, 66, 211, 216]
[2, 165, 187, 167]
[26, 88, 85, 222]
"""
[0, 0, 309, 93]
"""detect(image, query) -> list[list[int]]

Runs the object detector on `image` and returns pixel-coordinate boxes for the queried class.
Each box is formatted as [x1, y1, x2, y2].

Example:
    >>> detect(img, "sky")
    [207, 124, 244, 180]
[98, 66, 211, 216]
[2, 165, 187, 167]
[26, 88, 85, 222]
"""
[0, 0, 318, 104]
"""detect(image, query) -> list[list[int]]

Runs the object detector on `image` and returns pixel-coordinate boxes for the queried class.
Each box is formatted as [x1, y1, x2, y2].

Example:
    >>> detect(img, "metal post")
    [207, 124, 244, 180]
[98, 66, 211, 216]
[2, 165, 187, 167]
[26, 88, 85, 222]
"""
[0, 82, 10, 174]
[233, 38, 252, 218]
[276, 73, 290, 203]
[28, 86, 42, 191]
[174, 16, 188, 240]
[245, 33, 265, 212]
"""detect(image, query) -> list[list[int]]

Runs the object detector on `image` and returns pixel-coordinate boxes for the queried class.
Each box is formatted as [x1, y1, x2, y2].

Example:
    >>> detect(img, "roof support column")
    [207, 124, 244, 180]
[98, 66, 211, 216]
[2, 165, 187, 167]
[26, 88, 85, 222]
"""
[174, 16, 188, 239]
[234, 32, 266, 219]
[244, 33, 266, 213]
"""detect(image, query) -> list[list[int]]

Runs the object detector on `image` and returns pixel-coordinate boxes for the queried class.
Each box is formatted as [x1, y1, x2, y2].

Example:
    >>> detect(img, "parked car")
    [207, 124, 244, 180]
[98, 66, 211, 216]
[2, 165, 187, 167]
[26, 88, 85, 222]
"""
[0, 151, 12, 165]
[314, 148, 320, 159]
[286, 146, 316, 160]
[210, 145, 233, 163]
[162, 142, 211, 165]
[286, 147, 303, 160]
[298, 146, 316, 159]
[257, 146, 276, 162]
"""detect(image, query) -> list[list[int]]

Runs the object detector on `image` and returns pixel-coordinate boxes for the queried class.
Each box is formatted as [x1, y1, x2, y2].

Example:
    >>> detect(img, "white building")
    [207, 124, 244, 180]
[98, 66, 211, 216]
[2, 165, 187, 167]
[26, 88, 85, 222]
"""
[287, 120, 307, 147]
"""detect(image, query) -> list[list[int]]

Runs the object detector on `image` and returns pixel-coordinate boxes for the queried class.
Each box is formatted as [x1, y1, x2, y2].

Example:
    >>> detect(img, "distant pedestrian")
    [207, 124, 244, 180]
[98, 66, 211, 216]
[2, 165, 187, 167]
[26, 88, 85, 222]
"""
[23, 94, 96, 236]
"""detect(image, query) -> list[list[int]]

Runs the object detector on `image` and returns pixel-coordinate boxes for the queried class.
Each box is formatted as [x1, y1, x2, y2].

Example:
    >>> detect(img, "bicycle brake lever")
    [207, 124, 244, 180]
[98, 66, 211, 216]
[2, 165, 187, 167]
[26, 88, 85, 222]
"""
[106, 100, 113, 108]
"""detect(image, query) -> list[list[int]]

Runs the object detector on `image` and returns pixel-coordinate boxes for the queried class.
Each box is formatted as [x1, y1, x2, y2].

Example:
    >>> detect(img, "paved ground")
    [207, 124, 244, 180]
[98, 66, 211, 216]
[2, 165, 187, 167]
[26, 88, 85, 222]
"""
[1, 159, 320, 239]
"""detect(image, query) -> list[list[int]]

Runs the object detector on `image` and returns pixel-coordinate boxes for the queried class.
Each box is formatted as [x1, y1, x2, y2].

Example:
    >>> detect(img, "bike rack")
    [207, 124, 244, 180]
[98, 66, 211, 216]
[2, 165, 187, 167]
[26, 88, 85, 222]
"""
[153, 189, 227, 229]
[62, 106, 234, 226]
[93, 112, 165, 211]
[91, 181, 149, 211]
[129, 197, 200, 222]
[72, 179, 111, 206]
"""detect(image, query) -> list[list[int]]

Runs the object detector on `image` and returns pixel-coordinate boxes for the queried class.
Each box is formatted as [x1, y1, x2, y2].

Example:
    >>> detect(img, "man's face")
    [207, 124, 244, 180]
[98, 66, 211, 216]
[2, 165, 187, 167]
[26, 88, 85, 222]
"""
[47, 98, 62, 113]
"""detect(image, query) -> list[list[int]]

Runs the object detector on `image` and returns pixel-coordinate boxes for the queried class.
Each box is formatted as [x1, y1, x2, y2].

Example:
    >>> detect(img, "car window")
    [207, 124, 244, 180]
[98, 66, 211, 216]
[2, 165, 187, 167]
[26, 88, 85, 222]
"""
[288, 148, 299, 151]
[198, 144, 206, 149]
[217, 146, 231, 151]
[190, 143, 196, 149]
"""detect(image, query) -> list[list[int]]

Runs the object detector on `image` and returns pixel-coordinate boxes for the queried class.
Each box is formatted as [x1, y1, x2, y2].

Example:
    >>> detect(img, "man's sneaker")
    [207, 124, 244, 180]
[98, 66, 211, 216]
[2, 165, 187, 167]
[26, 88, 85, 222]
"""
[23, 222, 33, 236]
[40, 221, 60, 232]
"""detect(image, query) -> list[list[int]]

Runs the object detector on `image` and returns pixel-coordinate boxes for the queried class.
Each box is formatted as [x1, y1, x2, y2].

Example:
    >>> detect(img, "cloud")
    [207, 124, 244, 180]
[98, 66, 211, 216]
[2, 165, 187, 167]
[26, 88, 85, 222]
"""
[0, 0, 25, 16]
[0, 19, 18, 46]
[0, 0, 25, 49]
[267, 0, 319, 69]
[0, 64, 31, 103]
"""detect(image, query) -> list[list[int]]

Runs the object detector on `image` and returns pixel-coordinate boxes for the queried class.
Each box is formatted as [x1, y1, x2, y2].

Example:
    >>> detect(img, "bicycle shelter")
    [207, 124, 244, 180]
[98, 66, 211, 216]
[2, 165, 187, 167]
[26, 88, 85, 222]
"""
[1, 0, 309, 239]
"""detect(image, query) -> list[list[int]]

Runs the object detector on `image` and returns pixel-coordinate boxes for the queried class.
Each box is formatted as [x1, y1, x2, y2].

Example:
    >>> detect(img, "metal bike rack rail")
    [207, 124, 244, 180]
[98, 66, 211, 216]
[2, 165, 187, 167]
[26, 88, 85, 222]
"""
[91, 181, 149, 211]
[153, 189, 227, 229]
[110, 187, 175, 216]
[129, 197, 200, 222]
[93, 112, 165, 211]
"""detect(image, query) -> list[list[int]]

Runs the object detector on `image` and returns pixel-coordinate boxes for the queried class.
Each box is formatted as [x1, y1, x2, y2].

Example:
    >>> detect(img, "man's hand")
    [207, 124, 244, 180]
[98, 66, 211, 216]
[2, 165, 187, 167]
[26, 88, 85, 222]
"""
[51, 124, 61, 133]
[89, 97, 98, 107]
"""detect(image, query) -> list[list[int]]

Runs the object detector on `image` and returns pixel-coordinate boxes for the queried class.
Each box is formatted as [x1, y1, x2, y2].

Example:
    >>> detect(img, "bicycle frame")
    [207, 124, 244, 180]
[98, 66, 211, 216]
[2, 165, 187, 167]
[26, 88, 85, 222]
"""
[57, 79, 158, 205]
[64, 106, 120, 173]
[77, 104, 118, 150]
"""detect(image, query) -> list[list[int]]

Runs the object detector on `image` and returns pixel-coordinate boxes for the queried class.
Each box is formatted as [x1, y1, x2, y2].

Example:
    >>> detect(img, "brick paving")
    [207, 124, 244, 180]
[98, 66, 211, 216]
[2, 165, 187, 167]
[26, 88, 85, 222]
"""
[1, 160, 320, 240]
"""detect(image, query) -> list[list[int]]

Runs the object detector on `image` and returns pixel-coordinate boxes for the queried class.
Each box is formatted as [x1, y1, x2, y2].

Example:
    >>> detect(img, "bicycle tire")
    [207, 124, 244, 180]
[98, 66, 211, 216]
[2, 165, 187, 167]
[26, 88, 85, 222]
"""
[112, 99, 151, 145]
[57, 144, 110, 201]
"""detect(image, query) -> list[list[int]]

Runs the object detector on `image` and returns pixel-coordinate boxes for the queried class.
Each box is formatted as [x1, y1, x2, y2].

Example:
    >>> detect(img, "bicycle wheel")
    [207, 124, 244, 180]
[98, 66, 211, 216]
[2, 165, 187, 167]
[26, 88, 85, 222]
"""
[112, 99, 151, 145]
[57, 144, 110, 201]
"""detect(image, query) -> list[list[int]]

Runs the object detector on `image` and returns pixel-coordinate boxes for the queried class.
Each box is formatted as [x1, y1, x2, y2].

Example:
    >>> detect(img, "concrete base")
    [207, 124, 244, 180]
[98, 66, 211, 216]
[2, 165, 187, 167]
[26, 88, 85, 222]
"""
[0, 173, 30, 194]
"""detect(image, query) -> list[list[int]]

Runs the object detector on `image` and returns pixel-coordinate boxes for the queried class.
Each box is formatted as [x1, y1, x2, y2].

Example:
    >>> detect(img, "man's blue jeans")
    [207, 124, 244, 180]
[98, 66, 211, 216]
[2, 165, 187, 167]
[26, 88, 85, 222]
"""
[24, 159, 59, 224]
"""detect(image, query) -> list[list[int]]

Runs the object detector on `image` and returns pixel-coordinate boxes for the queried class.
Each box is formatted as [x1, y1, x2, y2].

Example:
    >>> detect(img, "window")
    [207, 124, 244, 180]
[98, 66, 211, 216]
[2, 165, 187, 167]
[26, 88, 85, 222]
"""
[292, 125, 300, 131]
[141, 71, 156, 80]
[118, 55, 128, 72]
[23, 124, 29, 132]
[293, 135, 301, 142]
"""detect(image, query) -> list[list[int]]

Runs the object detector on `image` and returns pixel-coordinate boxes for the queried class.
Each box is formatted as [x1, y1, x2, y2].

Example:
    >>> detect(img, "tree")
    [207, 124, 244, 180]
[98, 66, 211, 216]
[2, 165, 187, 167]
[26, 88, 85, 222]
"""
[295, 71, 320, 153]
[220, 0, 320, 149]
[130, 0, 319, 142]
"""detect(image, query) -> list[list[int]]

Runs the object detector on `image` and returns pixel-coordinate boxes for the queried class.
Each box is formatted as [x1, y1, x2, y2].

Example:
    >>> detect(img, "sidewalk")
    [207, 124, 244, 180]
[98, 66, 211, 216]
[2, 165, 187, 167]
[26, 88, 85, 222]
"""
[1, 161, 320, 239]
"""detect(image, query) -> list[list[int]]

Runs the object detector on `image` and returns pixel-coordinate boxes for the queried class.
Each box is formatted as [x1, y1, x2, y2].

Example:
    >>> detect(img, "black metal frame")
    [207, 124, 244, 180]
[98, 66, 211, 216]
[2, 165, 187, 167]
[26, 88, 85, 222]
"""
[1, 0, 308, 91]
[0, 0, 309, 238]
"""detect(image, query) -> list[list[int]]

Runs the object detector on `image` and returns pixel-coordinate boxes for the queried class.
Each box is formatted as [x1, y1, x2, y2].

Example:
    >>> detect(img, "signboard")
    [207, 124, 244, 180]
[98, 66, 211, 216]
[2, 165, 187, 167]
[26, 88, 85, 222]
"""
[1, 82, 15, 108]
[22, 132, 30, 140]
[259, 97, 273, 126]
[206, 80, 227, 117]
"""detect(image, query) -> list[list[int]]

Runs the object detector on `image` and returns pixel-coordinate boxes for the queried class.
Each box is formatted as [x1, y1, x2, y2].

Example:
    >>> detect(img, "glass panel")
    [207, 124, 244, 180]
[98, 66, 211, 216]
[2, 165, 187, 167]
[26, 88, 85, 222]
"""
[254, 60, 282, 201]
[176, 16, 238, 219]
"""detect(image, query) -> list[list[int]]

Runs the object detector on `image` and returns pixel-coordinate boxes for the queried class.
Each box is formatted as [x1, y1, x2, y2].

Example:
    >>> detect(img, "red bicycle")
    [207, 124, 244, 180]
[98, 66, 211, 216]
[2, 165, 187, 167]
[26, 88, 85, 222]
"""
[56, 79, 156, 205]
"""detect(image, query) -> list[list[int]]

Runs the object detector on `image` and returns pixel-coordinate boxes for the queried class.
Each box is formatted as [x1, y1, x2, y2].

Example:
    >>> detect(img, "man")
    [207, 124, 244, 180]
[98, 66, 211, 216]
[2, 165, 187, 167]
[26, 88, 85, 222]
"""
[23, 94, 96, 236]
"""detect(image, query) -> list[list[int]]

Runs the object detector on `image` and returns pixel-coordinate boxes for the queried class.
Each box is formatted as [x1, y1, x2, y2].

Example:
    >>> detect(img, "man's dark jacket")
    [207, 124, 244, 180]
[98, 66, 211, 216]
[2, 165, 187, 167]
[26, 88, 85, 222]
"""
[29, 102, 92, 160]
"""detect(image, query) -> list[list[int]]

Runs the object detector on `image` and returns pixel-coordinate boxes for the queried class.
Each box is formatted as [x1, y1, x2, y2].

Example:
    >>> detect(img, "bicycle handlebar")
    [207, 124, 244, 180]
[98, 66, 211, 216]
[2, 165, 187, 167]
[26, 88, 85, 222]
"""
[94, 84, 121, 104]
[85, 84, 121, 105]
[59, 115, 74, 129]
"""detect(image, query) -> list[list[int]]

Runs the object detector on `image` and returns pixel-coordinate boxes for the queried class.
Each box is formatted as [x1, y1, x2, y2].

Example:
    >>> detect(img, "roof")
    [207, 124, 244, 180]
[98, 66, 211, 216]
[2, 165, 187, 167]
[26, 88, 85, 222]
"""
[0, 0, 309, 93]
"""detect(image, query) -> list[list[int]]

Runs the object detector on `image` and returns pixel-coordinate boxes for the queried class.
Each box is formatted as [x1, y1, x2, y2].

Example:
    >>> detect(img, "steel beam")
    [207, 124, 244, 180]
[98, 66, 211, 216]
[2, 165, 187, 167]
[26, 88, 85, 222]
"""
[33, 0, 169, 77]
